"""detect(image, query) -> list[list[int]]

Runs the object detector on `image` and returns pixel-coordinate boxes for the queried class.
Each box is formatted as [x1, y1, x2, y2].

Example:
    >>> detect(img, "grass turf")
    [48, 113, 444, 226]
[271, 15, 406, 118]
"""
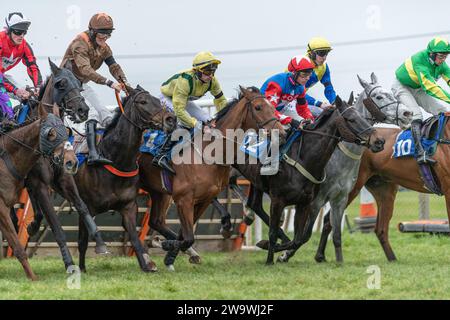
[1, 191, 450, 299]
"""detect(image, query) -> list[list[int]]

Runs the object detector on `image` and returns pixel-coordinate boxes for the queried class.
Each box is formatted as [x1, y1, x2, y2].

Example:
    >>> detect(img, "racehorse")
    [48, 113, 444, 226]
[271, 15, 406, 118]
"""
[20, 60, 109, 271]
[250, 73, 413, 263]
[0, 99, 77, 280]
[233, 94, 385, 265]
[138, 86, 287, 271]
[317, 107, 450, 263]
[73, 86, 176, 272]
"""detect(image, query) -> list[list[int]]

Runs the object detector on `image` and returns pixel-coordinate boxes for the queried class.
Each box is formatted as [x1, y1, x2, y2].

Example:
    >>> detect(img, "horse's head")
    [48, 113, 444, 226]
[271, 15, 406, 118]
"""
[335, 95, 385, 153]
[38, 110, 78, 175]
[357, 72, 412, 129]
[237, 86, 287, 143]
[122, 85, 176, 133]
[48, 59, 89, 123]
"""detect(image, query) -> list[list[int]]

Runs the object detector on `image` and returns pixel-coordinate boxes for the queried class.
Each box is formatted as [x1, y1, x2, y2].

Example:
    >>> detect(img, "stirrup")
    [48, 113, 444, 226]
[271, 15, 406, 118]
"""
[87, 155, 113, 166]
[154, 156, 176, 174]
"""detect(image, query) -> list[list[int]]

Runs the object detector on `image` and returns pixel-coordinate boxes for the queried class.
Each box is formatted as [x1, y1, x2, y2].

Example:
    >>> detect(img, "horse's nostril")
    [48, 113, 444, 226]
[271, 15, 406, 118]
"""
[404, 111, 412, 117]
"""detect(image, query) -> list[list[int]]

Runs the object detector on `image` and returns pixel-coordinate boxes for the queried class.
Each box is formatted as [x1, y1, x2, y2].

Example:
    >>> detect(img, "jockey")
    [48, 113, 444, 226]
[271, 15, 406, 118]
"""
[393, 37, 450, 165]
[0, 12, 42, 101]
[287, 37, 336, 116]
[0, 73, 13, 121]
[261, 56, 315, 128]
[61, 12, 130, 165]
[153, 51, 228, 174]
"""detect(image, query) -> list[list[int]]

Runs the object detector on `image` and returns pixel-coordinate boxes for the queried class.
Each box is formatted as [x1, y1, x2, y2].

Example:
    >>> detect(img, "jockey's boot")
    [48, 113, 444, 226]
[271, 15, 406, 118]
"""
[86, 119, 113, 165]
[152, 136, 176, 175]
[411, 119, 436, 165]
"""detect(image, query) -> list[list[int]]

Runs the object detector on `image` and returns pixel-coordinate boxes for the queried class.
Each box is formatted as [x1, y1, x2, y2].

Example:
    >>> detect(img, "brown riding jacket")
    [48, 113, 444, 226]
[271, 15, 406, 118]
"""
[61, 31, 126, 85]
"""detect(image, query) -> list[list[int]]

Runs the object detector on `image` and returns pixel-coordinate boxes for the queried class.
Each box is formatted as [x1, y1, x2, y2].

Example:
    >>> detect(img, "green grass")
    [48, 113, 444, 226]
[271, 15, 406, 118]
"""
[1, 191, 450, 299]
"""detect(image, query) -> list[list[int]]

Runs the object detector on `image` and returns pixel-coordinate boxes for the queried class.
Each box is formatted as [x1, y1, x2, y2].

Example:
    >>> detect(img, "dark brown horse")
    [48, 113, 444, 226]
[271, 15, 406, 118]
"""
[74, 86, 176, 272]
[138, 86, 287, 271]
[20, 60, 108, 271]
[316, 117, 450, 262]
[0, 102, 77, 280]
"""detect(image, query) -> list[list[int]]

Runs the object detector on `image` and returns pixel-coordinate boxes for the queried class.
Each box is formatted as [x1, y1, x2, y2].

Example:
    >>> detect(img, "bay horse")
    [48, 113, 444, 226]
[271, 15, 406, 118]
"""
[0, 101, 78, 280]
[74, 86, 176, 272]
[316, 111, 450, 263]
[138, 86, 287, 271]
[249, 73, 413, 264]
[233, 95, 385, 265]
[20, 60, 109, 271]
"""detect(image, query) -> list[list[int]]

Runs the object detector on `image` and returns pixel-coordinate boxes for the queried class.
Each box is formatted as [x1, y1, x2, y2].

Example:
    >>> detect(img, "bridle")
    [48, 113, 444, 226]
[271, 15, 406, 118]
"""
[364, 85, 401, 126]
[298, 107, 374, 147]
[245, 94, 279, 130]
[119, 90, 168, 131]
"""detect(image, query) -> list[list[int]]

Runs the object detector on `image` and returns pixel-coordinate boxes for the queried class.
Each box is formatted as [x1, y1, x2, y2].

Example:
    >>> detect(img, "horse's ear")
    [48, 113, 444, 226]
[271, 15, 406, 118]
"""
[63, 61, 73, 72]
[52, 103, 61, 118]
[370, 72, 378, 85]
[38, 101, 48, 119]
[347, 91, 354, 106]
[357, 74, 370, 90]
[335, 95, 345, 111]
[136, 84, 144, 91]
[48, 58, 61, 76]
[239, 85, 250, 99]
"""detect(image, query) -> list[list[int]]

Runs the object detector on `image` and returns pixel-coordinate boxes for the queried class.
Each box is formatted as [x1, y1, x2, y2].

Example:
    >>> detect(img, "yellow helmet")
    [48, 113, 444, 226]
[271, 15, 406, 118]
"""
[192, 51, 222, 70]
[307, 37, 332, 53]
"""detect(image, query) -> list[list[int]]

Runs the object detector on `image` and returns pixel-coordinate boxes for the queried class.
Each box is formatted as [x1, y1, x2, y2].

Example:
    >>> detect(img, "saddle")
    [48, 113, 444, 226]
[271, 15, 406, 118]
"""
[421, 115, 442, 140]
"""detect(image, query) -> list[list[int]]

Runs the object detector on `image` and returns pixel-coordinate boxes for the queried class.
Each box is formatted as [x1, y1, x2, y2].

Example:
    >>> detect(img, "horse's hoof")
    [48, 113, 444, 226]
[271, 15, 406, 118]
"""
[256, 240, 269, 250]
[151, 237, 163, 248]
[265, 261, 274, 266]
[95, 245, 110, 255]
[315, 254, 327, 263]
[146, 261, 158, 273]
[220, 227, 233, 239]
[166, 264, 175, 272]
[189, 255, 201, 264]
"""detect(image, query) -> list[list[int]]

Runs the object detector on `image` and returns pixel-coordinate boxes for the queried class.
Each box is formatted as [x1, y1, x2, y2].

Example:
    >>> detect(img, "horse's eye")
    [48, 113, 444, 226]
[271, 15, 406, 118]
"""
[376, 96, 383, 100]
[255, 105, 262, 111]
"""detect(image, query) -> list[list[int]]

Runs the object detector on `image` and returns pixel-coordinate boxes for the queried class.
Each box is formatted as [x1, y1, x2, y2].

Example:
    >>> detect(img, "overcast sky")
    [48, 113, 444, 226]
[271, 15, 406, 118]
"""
[3, 0, 450, 105]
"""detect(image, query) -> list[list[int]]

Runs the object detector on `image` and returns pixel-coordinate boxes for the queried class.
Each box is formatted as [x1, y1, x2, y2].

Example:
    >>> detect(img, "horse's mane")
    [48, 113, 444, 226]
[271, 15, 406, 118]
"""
[103, 108, 122, 136]
[215, 86, 261, 122]
[0, 117, 39, 134]
[304, 107, 335, 130]
[38, 76, 51, 101]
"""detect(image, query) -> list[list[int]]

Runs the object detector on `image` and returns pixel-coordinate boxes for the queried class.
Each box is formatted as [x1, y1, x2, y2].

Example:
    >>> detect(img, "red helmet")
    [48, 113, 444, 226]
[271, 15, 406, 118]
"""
[287, 56, 314, 73]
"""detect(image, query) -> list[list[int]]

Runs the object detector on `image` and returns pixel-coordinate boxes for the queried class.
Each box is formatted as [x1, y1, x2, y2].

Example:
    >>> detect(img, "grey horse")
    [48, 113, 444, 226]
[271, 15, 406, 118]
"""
[252, 73, 413, 263]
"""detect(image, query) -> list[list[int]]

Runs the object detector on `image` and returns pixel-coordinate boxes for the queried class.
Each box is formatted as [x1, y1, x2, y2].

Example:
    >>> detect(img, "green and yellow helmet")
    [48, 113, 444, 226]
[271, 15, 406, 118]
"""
[427, 37, 450, 54]
[192, 51, 221, 71]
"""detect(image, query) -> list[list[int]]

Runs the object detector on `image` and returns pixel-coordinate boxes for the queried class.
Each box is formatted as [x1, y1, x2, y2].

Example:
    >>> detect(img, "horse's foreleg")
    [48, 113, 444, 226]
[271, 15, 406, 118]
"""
[77, 215, 89, 272]
[278, 203, 316, 262]
[122, 201, 157, 272]
[247, 185, 290, 247]
[365, 179, 398, 261]
[58, 174, 108, 255]
[330, 197, 348, 263]
[26, 187, 44, 237]
[26, 179, 74, 269]
[315, 208, 331, 263]
[211, 198, 233, 239]
[162, 197, 195, 269]
[267, 200, 285, 265]
[0, 201, 37, 280]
